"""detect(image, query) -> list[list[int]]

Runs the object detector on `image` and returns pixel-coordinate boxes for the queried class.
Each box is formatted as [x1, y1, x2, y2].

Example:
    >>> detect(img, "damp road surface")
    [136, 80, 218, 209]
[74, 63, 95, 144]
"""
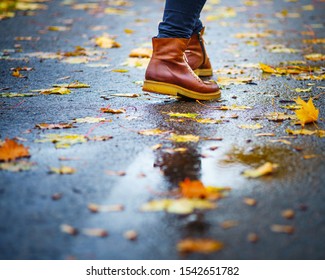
[0, 0, 324, 260]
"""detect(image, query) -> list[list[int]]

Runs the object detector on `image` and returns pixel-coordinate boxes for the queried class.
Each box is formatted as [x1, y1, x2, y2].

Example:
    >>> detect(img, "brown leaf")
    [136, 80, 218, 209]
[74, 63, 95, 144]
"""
[281, 209, 295, 219]
[247, 233, 259, 243]
[60, 224, 78, 235]
[100, 108, 126, 114]
[82, 228, 108, 237]
[270, 224, 295, 234]
[243, 197, 257, 206]
[124, 230, 138, 241]
[0, 139, 30, 162]
[177, 238, 224, 254]
[220, 220, 239, 229]
[35, 123, 74, 129]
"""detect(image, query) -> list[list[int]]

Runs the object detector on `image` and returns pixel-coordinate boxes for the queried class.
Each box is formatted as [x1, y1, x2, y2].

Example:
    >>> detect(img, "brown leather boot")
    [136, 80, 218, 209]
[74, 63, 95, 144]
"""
[186, 27, 213, 77]
[142, 37, 220, 101]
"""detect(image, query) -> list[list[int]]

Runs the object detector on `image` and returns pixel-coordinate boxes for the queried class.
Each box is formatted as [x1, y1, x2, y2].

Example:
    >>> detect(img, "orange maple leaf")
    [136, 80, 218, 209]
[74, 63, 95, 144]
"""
[0, 139, 30, 162]
[295, 97, 319, 127]
[179, 178, 208, 199]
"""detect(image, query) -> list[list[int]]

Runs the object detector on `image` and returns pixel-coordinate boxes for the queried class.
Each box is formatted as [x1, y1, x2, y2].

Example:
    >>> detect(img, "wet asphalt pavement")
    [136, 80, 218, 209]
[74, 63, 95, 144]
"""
[0, 0, 324, 260]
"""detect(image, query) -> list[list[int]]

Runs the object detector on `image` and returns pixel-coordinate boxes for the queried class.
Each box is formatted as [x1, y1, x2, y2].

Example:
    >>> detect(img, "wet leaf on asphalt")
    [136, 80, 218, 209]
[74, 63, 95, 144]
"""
[168, 133, 200, 143]
[281, 209, 295, 219]
[165, 112, 198, 119]
[238, 123, 263, 130]
[82, 228, 108, 237]
[60, 224, 78, 235]
[124, 230, 138, 241]
[73, 117, 107, 123]
[35, 123, 74, 129]
[294, 97, 319, 127]
[220, 220, 239, 229]
[36, 134, 87, 149]
[53, 81, 90, 88]
[88, 203, 124, 213]
[138, 128, 166, 136]
[242, 162, 278, 178]
[39, 87, 71, 95]
[140, 198, 216, 215]
[177, 238, 224, 254]
[0, 160, 36, 172]
[49, 166, 76, 174]
[270, 224, 295, 234]
[100, 108, 126, 114]
[129, 47, 152, 58]
[95, 33, 121, 48]
[243, 197, 257, 206]
[0, 139, 30, 162]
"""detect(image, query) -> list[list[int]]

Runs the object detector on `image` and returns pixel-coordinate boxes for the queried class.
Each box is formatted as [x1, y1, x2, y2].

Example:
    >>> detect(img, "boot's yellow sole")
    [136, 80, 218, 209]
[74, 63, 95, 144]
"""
[193, 68, 213, 77]
[142, 80, 221, 101]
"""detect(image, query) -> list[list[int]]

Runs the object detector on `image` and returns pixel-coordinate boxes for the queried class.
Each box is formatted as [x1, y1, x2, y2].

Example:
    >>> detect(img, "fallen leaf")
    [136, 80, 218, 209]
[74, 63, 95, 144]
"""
[179, 178, 228, 200]
[82, 228, 108, 237]
[286, 128, 317, 136]
[138, 128, 166, 136]
[242, 162, 278, 178]
[304, 53, 325, 61]
[255, 133, 276, 137]
[47, 26, 70, 31]
[165, 112, 198, 119]
[269, 139, 292, 145]
[270, 224, 294, 234]
[73, 117, 107, 123]
[238, 123, 263, 130]
[124, 230, 137, 241]
[294, 87, 312, 93]
[35, 123, 74, 129]
[87, 135, 113, 141]
[100, 108, 126, 114]
[40, 87, 71, 95]
[0, 92, 36, 97]
[168, 133, 200, 143]
[88, 203, 124, 213]
[294, 97, 319, 126]
[95, 34, 121, 48]
[129, 47, 152, 58]
[105, 170, 126, 176]
[220, 220, 239, 229]
[217, 105, 252, 111]
[217, 76, 252, 86]
[303, 154, 318, 159]
[36, 134, 87, 149]
[177, 238, 224, 254]
[53, 81, 90, 88]
[281, 209, 295, 219]
[265, 112, 296, 122]
[0, 160, 35, 172]
[0, 139, 30, 162]
[60, 224, 78, 235]
[243, 197, 257, 206]
[49, 166, 76, 174]
[247, 233, 259, 243]
[140, 198, 216, 214]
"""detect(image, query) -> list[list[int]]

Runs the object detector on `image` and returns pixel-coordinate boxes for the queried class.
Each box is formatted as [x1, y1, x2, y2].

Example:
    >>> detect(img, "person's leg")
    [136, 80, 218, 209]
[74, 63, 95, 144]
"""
[158, 0, 207, 38]
[142, 0, 220, 100]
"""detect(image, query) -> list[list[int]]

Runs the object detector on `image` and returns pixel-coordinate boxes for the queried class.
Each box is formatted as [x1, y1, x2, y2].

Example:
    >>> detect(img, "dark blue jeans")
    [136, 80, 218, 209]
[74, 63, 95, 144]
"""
[158, 0, 207, 38]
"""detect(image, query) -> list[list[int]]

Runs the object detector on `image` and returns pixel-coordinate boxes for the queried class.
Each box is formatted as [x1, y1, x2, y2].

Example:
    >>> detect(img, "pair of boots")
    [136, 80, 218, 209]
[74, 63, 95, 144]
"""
[143, 28, 220, 100]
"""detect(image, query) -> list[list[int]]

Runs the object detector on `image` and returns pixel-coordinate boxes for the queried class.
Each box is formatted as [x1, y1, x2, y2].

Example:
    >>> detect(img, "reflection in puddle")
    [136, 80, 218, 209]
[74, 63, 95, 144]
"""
[220, 145, 296, 167]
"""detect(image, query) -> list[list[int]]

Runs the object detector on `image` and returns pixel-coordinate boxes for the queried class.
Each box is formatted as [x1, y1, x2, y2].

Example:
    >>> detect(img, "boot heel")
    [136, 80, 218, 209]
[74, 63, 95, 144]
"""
[143, 80, 179, 96]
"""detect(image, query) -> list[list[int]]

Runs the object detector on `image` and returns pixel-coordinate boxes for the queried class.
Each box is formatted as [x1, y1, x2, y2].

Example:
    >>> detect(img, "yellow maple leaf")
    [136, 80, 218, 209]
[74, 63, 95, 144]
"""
[294, 97, 319, 126]
[0, 139, 30, 162]
[242, 162, 278, 178]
